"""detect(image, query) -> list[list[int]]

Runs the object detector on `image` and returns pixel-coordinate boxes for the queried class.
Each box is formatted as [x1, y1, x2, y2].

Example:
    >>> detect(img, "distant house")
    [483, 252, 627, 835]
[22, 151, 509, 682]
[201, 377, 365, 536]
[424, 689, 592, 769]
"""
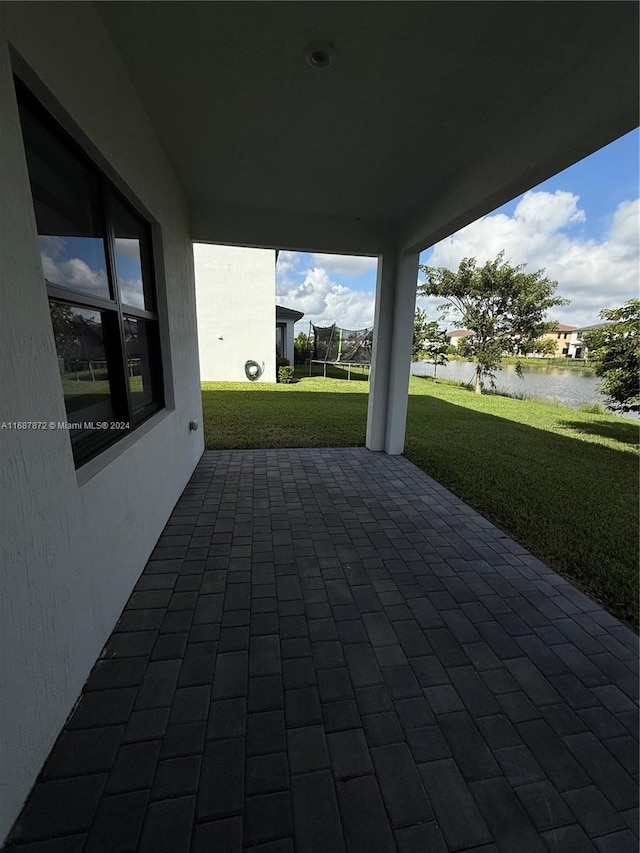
[446, 330, 473, 347]
[567, 323, 608, 359]
[542, 323, 577, 357]
[447, 325, 587, 358]
[194, 244, 303, 381]
[276, 305, 304, 365]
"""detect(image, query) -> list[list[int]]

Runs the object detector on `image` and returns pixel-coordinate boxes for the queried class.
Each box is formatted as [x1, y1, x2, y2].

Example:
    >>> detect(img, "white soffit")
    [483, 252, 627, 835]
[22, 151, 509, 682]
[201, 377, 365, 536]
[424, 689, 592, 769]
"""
[97, 1, 639, 240]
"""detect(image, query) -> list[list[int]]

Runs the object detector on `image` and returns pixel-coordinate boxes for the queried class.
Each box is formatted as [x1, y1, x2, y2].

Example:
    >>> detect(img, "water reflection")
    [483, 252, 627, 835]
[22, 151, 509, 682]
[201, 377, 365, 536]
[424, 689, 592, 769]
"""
[412, 359, 627, 413]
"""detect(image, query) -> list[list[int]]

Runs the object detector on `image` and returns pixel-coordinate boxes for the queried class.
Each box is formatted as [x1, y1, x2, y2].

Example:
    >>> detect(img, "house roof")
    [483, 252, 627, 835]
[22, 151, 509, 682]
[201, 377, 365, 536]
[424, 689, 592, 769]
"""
[554, 324, 577, 332]
[447, 330, 473, 338]
[96, 3, 638, 255]
[572, 323, 610, 333]
[276, 305, 304, 322]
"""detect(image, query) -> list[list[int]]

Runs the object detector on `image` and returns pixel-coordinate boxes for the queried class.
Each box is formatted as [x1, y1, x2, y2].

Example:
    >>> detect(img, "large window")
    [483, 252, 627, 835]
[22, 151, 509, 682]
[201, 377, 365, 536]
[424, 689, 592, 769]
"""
[16, 81, 164, 466]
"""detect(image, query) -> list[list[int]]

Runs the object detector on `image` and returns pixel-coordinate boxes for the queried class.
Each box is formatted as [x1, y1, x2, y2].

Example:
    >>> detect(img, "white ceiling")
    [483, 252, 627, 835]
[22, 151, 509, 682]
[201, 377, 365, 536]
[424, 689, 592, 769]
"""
[97, 1, 638, 250]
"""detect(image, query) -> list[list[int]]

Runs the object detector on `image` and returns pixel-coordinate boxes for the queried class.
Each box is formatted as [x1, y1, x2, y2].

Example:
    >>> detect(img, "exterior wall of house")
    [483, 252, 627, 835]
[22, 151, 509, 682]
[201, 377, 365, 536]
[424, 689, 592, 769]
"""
[0, 3, 203, 841]
[285, 320, 296, 364]
[195, 244, 276, 383]
[568, 334, 587, 359]
[543, 330, 572, 357]
[447, 332, 472, 348]
[279, 318, 296, 365]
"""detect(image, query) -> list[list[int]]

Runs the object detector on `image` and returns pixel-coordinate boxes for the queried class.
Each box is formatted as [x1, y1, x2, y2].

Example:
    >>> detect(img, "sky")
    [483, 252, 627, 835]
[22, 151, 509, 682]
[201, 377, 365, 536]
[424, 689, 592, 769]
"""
[276, 128, 639, 334]
[38, 234, 146, 308]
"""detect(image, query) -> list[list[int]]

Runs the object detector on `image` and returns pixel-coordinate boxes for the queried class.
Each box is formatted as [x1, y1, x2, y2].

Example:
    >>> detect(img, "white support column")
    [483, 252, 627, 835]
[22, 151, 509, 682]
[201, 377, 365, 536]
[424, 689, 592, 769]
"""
[366, 249, 419, 454]
[366, 251, 396, 451]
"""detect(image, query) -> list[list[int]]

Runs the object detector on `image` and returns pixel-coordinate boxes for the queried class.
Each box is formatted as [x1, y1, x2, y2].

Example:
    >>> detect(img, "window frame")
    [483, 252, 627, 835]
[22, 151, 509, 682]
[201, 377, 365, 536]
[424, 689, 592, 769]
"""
[15, 77, 165, 467]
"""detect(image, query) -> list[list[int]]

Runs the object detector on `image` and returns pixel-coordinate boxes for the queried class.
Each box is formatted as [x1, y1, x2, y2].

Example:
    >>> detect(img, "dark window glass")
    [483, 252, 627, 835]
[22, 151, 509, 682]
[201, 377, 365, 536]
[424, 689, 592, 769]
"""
[19, 98, 111, 300]
[123, 317, 162, 421]
[17, 81, 164, 467]
[50, 301, 125, 462]
[110, 191, 155, 311]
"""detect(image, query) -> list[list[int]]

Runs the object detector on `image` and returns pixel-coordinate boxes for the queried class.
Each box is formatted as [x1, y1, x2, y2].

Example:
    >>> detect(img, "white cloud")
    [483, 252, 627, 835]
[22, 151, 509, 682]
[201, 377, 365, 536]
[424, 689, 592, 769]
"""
[41, 253, 109, 296]
[275, 249, 300, 277]
[424, 191, 639, 328]
[310, 253, 377, 276]
[39, 240, 143, 305]
[276, 266, 374, 331]
[119, 278, 144, 308]
[37, 235, 65, 259]
[115, 237, 141, 262]
[514, 190, 585, 230]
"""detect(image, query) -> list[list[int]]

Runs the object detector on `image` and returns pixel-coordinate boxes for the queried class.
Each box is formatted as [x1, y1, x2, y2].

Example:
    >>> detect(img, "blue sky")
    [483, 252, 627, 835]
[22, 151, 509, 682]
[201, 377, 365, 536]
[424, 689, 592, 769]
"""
[38, 233, 145, 307]
[277, 128, 639, 332]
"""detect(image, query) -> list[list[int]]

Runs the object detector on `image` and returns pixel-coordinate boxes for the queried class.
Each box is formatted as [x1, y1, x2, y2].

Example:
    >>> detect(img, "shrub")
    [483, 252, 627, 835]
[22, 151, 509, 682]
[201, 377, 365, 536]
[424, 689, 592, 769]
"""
[278, 365, 295, 384]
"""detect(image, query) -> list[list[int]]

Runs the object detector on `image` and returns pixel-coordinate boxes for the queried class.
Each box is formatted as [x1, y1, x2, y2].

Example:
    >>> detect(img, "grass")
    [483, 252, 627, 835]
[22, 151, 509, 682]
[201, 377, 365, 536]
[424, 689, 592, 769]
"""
[201, 374, 639, 625]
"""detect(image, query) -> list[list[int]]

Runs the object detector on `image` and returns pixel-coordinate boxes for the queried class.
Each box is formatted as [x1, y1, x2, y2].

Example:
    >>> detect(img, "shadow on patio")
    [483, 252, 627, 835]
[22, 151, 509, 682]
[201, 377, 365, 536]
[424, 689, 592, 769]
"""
[6, 449, 639, 852]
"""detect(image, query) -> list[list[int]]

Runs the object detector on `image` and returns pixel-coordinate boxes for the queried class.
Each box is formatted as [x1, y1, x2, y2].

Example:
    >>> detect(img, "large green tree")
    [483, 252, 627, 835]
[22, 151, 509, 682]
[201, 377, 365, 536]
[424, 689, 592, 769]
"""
[418, 251, 568, 393]
[584, 299, 639, 412]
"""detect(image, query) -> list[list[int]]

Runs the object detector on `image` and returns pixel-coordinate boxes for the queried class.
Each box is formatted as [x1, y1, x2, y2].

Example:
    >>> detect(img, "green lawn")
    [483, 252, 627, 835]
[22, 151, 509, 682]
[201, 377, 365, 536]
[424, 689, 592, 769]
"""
[201, 374, 639, 625]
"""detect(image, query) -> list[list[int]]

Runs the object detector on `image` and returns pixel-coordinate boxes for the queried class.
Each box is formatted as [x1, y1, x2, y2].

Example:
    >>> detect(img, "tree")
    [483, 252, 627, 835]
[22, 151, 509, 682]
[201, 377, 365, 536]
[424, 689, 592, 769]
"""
[583, 299, 639, 412]
[418, 251, 568, 393]
[521, 337, 557, 358]
[422, 322, 449, 378]
[49, 301, 80, 370]
[412, 308, 431, 361]
[294, 331, 312, 364]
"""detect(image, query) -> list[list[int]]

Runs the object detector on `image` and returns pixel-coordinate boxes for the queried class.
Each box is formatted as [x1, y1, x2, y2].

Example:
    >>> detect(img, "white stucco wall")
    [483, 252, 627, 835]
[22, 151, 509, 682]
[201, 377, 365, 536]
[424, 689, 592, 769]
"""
[0, 3, 203, 842]
[195, 243, 276, 383]
[283, 319, 296, 365]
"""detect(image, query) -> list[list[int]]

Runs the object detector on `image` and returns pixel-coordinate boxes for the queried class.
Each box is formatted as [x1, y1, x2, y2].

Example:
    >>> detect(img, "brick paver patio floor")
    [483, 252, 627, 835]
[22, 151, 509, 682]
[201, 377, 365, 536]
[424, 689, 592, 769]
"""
[6, 449, 639, 852]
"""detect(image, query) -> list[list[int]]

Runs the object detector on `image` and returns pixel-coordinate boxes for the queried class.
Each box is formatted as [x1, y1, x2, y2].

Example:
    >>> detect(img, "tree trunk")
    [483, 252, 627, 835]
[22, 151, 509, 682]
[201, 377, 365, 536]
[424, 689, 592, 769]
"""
[474, 363, 482, 394]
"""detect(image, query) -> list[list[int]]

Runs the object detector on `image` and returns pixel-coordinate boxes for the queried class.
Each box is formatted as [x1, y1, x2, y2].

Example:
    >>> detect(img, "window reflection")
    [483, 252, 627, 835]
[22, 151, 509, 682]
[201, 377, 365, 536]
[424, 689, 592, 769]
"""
[49, 301, 119, 456]
[111, 192, 153, 310]
[18, 98, 110, 300]
[123, 316, 160, 418]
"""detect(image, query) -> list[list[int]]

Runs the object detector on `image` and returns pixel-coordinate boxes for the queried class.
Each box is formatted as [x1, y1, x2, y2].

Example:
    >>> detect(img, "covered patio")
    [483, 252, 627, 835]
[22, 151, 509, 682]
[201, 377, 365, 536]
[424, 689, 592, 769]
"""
[7, 449, 638, 851]
[1, 1, 638, 847]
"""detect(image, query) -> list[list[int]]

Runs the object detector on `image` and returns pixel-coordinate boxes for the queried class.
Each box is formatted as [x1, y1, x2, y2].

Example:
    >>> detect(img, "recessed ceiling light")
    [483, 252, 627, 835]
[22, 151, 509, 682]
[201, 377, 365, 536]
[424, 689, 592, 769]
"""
[304, 42, 337, 70]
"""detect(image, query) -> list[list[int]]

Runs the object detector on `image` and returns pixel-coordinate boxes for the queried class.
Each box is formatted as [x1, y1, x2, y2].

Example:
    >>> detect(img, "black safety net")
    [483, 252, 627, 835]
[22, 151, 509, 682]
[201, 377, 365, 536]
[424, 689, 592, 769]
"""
[312, 324, 373, 364]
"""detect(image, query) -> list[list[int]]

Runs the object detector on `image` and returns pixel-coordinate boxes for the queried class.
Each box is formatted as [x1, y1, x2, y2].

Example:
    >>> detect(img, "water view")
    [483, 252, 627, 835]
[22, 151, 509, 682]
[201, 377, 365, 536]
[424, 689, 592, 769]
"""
[412, 359, 635, 415]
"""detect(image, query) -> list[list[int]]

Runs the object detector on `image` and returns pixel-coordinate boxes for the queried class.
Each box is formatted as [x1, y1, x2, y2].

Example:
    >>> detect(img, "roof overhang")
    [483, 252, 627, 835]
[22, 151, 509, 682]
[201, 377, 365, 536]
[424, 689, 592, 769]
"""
[95, 1, 639, 254]
[276, 305, 305, 322]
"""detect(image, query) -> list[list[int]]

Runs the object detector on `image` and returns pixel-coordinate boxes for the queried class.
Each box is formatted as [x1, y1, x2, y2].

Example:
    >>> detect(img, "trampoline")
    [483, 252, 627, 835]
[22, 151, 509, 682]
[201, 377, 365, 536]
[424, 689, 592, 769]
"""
[309, 323, 373, 379]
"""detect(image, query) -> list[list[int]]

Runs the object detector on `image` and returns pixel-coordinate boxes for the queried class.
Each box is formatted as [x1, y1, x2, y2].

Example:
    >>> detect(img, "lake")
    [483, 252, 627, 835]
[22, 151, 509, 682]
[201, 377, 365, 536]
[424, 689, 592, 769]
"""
[411, 359, 632, 414]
